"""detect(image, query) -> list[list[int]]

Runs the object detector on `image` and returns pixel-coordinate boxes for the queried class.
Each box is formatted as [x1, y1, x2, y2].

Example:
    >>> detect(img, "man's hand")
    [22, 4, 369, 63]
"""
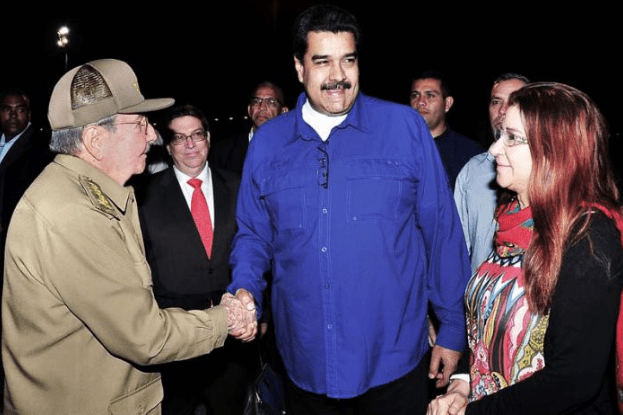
[427, 315, 438, 347]
[427, 378, 469, 415]
[429, 344, 462, 388]
[220, 289, 258, 342]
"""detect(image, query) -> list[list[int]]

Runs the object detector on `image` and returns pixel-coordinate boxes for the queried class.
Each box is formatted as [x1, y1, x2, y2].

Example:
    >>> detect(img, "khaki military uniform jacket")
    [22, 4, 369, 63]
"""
[2, 155, 228, 414]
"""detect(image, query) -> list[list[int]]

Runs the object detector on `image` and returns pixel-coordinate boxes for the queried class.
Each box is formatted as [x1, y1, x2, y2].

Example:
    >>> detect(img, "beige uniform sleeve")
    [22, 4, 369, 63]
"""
[9, 194, 228, 366]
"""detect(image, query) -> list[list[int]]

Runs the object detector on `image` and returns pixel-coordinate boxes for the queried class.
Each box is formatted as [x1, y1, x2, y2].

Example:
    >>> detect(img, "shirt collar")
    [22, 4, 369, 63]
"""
[0, 122, 31, 145]
[173, 162, 211, 186]
[435, 127, 451, 140]
[55, 154, 133, 213]
[291, 91, 370, 143]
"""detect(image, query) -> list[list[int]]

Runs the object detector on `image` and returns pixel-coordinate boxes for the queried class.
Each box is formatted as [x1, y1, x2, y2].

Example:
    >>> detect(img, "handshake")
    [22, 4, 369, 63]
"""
[220, 289, 258, 342]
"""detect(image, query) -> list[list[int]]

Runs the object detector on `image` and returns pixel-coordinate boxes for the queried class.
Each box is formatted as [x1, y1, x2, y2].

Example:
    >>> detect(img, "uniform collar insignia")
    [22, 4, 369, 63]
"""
[78, 175, 120, 219]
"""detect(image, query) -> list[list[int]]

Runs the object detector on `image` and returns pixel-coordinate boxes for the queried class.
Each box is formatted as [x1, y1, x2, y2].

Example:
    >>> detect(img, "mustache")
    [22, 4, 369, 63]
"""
[321, 81, 352, 91]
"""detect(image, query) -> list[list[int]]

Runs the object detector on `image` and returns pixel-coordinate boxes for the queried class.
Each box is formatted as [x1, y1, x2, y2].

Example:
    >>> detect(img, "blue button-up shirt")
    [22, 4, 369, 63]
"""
[453, 152, 498, 274]
[228, 92, 470, 398]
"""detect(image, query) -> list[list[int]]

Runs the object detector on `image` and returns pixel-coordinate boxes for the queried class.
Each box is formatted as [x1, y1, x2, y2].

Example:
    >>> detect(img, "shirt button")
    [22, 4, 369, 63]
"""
[322, 208, 328, 214]
[321, 246, 327, 253]
[327, 324, 333, 330]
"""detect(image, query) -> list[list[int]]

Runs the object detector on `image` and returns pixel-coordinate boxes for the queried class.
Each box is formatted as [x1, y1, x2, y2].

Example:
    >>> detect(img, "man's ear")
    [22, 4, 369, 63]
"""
[294, 56, 305, 84]
[444, 96, 455, 113]
[81, 125, 106, 160]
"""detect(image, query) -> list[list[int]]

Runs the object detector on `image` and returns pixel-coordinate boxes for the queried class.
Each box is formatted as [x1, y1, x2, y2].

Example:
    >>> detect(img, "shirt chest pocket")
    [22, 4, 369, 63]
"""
[345, 158, 406, 222]
[259, 167, 311, 232]
[116, 220, 153, 289]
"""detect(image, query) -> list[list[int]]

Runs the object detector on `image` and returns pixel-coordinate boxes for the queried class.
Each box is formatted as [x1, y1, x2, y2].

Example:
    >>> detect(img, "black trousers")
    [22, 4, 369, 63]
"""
[285, 352, 430, 415]
[160, 337, 257, 415]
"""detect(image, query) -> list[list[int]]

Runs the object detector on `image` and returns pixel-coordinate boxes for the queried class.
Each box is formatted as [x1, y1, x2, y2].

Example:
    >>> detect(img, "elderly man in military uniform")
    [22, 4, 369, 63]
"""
[1, 59, 256, 414]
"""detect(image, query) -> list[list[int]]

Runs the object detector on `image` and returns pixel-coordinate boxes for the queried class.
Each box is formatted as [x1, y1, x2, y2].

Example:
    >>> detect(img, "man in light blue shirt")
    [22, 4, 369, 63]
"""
[454, 74, 530, 273]
[226, 5, 471, 414]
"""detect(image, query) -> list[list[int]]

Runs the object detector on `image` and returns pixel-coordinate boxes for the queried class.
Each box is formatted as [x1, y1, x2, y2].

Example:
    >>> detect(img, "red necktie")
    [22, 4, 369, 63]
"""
[187, 178, 213, 257]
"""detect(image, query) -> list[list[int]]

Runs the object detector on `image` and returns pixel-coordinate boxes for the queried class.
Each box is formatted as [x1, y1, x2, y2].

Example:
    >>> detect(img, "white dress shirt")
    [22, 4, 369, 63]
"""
[172, 163, 215, 226]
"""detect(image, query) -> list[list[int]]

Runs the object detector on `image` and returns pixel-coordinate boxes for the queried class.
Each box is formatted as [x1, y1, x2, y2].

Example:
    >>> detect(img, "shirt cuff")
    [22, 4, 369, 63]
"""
[450, 373, 470, 384]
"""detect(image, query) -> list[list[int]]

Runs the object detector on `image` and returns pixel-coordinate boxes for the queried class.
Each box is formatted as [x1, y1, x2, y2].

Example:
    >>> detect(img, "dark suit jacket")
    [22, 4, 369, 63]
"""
[136, 166, 251, 414]
[137, 166, 240, 310]
[208, 130, 250, 176]
[0, 125, 53, 266]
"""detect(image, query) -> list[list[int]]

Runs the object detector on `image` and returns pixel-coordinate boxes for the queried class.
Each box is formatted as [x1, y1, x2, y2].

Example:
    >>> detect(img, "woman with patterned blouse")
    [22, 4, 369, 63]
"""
[428, 82, 623, 415]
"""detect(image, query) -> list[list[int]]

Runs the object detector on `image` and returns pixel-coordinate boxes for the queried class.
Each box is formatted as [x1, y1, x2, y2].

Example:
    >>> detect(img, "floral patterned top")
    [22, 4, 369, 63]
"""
[464, 200, 548, 399]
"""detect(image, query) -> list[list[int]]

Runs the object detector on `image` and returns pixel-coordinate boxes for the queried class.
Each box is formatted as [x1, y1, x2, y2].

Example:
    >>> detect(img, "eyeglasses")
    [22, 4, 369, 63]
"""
[249, 97, 281, 108]
[170, 130, 208, 146]
[111, 117, 150, 135]
[494, 128, 528, 147]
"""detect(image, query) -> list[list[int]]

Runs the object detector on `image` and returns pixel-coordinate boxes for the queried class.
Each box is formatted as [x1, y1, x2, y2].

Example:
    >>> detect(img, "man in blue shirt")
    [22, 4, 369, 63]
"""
[454, 73, 530, 274]
[227, 5, 470, 414]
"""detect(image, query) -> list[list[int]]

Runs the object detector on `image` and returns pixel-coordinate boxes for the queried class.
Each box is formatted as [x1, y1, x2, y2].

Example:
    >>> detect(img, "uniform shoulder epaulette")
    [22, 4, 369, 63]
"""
[78, 175, 120, 219]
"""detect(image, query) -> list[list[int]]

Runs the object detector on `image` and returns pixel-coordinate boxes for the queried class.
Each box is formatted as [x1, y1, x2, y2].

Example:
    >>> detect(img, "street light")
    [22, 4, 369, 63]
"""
[57, 26, 69, 71]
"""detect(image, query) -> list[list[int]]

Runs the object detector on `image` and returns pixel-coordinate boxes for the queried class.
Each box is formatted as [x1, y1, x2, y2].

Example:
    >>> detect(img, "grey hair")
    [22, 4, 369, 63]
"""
[493, 73, 531, 86]
[50, 115, 117, 155]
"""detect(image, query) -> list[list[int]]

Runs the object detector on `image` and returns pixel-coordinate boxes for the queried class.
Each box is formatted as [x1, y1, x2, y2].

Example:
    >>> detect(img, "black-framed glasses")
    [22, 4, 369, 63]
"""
[111, 117, 150, 135]
[170, 130, 208, 146]
[494, 127, 528, 147]
[249, 97, 281, 108]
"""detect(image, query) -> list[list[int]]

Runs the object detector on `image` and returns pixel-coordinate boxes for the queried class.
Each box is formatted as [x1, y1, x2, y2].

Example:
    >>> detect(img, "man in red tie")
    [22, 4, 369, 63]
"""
[136, 104, 252, 414]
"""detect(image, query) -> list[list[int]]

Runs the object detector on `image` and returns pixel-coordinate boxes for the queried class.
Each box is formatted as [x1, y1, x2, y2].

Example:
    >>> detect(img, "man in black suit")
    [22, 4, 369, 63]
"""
[137, 104, 251, 414]
[209, 81, 288, 175]
[0, 89, 52, 246]
[0, 87, 53, 404]
[410, 71, 484, 190]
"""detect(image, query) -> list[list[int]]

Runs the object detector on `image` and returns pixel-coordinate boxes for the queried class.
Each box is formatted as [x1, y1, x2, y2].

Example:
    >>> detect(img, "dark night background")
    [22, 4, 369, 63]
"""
[3, 2, 621, 152]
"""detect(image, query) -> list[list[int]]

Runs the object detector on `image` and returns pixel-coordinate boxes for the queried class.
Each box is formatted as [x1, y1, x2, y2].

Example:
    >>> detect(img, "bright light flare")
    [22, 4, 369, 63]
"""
[57, 26, 69, 48]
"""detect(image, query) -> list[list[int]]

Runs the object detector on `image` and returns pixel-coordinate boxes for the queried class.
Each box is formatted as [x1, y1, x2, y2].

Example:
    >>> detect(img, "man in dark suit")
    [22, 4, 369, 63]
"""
[0, 89, 52, 248]
[209, 81, 288, 175]
[410, 71, 484, 190]
[137, 104, 251, 414]
[0, 88, 53, 405]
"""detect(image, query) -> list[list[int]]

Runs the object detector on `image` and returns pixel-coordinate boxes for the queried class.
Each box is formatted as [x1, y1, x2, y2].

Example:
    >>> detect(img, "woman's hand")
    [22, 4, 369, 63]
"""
[427, 378, 469, 415]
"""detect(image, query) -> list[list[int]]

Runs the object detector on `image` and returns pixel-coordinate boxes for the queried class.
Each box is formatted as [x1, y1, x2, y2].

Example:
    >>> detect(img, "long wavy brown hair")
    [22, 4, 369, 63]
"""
[505, 82, 621, 314]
